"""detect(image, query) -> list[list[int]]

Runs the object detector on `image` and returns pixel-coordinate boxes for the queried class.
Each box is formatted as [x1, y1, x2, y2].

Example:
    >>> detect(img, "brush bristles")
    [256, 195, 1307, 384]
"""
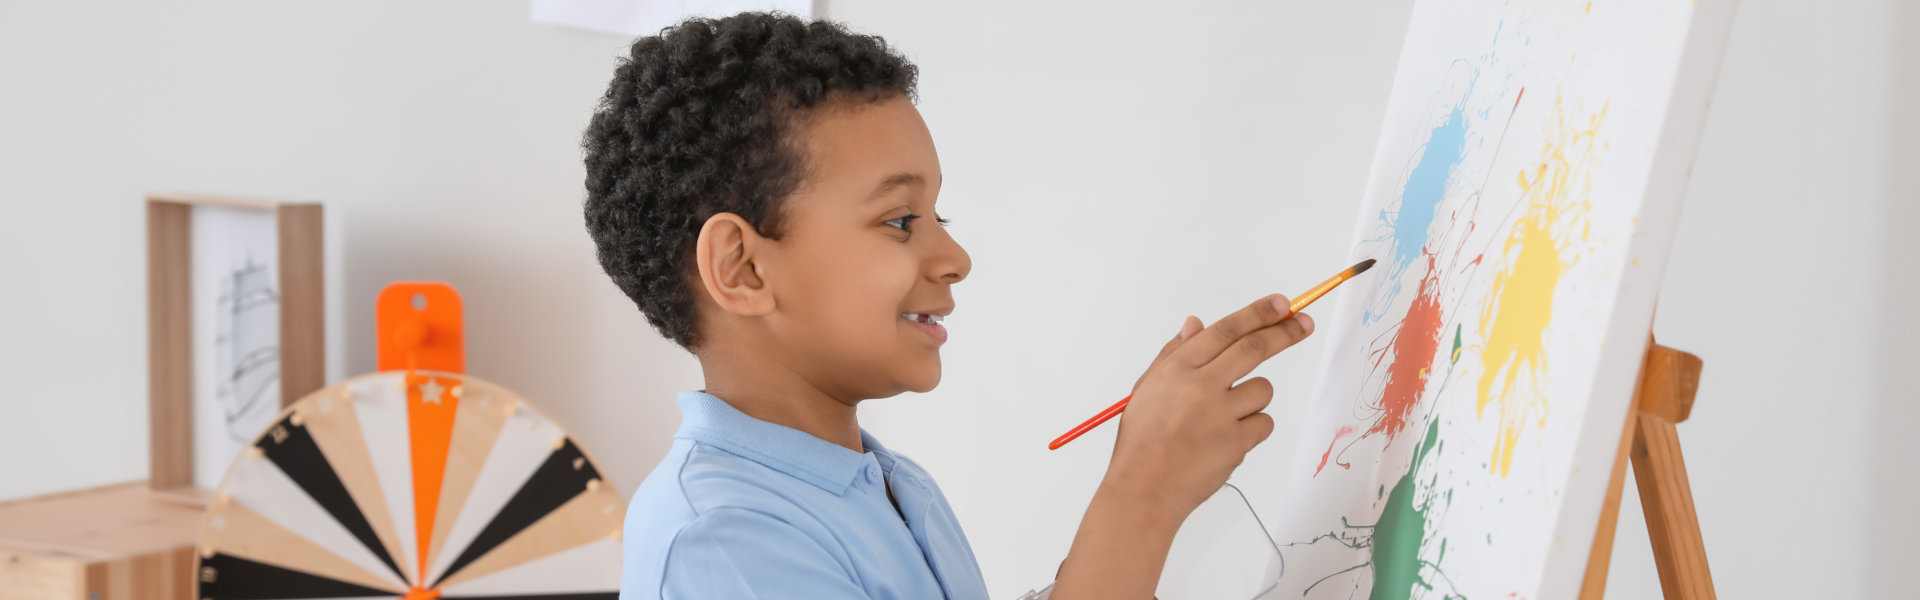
[1347, 258, 1377, 277]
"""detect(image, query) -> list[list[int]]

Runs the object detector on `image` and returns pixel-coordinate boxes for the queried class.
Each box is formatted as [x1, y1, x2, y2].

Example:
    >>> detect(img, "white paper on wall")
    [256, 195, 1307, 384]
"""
[530, 0, 812, 37]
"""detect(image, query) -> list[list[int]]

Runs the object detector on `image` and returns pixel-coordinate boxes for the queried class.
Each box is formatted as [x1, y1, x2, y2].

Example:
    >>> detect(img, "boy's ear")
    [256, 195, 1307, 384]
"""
[694, 212, 775, 317]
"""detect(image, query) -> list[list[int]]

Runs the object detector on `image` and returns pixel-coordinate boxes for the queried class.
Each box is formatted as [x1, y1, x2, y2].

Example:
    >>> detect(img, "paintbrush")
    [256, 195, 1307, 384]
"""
[1047, 258, 1377, 450]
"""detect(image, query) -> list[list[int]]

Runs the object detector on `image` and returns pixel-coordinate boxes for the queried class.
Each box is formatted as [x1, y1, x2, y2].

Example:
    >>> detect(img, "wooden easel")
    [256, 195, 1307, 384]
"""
[1577, 337, 1714, 599]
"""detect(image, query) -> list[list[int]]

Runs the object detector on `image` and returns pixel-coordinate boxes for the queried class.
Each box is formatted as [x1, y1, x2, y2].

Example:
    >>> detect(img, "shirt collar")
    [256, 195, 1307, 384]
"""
[674, 390, 891, 495]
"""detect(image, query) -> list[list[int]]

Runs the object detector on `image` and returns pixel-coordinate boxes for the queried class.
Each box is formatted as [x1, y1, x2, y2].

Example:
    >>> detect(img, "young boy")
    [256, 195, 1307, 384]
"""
[583, 13, 1314, 600]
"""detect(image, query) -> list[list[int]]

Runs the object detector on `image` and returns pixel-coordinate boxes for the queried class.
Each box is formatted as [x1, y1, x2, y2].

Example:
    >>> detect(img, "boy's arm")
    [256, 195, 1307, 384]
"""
[1047, 481, 1184, 598]
[1049, 295, 1312, 599]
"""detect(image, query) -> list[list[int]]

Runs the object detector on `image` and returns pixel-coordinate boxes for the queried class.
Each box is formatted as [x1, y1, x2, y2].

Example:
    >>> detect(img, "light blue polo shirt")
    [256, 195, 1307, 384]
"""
[620, 391, 990, 600]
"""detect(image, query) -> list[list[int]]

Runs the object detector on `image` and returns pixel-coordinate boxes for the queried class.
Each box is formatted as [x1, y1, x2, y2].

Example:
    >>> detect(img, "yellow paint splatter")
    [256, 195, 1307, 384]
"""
[1476, 96, 1608, 477]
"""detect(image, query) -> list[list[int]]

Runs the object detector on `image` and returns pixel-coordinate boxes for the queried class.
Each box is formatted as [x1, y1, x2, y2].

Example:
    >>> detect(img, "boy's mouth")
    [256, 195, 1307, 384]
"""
[900, 312, 945, 325]
[901, 308, 951, 343]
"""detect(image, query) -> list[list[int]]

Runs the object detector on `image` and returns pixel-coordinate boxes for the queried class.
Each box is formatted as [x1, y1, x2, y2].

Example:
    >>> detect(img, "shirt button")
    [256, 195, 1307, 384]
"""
[865, 464, 882, 483]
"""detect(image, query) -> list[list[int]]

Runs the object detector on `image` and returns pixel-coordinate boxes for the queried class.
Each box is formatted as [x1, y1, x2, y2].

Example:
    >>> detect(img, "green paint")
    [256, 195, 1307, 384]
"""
[1299, 419, 1467, 598]
[1450, 324, 1463, 363]
[1368, 419, 1442, 600]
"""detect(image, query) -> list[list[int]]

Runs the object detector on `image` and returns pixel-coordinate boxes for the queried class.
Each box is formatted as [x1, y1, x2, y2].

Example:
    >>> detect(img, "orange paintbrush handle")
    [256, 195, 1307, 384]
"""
[1048, 395, 1131, 450]
[1047, 259, 1376, 451]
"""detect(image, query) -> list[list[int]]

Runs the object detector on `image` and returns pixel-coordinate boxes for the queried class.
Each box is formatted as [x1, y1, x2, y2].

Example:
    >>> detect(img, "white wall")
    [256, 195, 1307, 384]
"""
[1604, 1, 1915, 597]
[1, 1, 1911, 598]
[1869, 2, 1920, 595]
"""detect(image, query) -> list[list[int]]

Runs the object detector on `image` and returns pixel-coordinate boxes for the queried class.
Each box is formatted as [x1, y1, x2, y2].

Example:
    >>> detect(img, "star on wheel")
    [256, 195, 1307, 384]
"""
[417, 379, 445, 404]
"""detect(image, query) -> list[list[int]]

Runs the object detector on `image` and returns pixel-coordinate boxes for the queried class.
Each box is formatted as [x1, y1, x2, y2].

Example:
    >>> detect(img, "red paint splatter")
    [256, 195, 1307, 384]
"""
[1370, 254, 1447, 439]
[1314, 426, 1356, 477]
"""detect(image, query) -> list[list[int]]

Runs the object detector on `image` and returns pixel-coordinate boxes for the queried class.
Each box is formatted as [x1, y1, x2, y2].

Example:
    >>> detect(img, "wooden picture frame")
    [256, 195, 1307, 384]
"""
[146, 194, 324, 502]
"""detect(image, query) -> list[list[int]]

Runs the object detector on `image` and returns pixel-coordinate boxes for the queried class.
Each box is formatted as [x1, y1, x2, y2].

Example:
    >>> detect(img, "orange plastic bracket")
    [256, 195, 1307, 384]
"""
[376, 282, 465, 374]
[376, 282, 466, 583]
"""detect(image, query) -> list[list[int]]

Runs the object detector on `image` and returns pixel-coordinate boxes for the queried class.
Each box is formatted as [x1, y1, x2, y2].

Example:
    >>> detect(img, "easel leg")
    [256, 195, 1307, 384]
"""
[1631, 344, 1713, 599]
[1578, 341, 1713, 599]
[1577, 387, 1639, 599]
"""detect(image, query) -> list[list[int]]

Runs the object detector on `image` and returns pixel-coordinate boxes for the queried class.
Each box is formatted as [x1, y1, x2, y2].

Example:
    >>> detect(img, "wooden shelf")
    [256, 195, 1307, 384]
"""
[0, 481, 202, 600]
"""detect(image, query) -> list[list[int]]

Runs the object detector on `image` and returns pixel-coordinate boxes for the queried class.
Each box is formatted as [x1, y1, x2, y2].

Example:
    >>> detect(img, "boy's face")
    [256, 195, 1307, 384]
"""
[758, 96, 970, 400]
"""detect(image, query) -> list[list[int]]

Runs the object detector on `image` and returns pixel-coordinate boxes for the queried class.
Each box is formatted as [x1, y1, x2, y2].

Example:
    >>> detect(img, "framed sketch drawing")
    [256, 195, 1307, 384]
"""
[146, 194, 324, 501]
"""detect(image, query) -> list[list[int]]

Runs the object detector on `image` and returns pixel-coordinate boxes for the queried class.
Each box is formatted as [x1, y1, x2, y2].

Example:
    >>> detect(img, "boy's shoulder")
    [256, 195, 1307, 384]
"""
[626, 436, 825, 527]
[618, 436, 848, 599]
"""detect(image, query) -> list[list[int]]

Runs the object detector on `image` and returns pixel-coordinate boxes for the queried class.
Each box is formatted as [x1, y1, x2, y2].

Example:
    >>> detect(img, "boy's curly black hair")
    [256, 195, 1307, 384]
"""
[582, 13, 918, 350]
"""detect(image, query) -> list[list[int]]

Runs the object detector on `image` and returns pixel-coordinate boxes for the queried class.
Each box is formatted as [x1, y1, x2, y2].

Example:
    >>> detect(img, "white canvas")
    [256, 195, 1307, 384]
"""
[1266, 1, 1735, 599]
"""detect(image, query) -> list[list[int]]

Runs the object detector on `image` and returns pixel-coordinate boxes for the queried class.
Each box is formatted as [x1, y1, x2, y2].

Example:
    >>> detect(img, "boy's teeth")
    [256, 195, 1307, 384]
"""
[901, 313, 944, 325]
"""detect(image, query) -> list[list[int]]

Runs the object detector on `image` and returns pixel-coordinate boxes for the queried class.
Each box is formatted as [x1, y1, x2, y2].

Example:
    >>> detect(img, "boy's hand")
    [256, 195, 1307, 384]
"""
[1051, 294, 1312, 600]
[1107, 294, 1313, 521]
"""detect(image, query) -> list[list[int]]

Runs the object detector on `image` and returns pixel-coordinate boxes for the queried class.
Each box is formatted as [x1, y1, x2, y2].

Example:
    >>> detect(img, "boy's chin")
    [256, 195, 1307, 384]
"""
[897, 357, 942, 394]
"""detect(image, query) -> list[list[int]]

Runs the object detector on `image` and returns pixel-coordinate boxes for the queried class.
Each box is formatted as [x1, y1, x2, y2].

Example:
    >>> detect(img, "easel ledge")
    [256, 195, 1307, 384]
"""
[1579, 338, 1715, 599]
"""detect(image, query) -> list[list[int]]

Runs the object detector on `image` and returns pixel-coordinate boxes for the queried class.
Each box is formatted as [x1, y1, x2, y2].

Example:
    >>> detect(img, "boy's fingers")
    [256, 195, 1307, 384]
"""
[1239, 412, 1277, 451]
[1153, 316, 1203, 363]
[1175, 295, 1292, 368]
[1181, 315, 1203, 341]
[1137, 316, 1205, 393]
[1225, 376, 1274, 417]
[1203, 313, 1314, 382]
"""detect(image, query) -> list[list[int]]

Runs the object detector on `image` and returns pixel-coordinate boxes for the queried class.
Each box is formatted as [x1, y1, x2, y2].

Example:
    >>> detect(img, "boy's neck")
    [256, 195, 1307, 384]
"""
[696, 342, 865, 453]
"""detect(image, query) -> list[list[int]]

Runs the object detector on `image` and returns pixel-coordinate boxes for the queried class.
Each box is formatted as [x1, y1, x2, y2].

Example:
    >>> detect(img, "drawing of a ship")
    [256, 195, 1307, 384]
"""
[215, 259, 280, 443]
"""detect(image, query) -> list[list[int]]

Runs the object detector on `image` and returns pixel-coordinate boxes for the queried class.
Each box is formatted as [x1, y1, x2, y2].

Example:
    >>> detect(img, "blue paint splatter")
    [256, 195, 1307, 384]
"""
[1365, 105, 1469, 324]
[1393, 107, 1468, 273]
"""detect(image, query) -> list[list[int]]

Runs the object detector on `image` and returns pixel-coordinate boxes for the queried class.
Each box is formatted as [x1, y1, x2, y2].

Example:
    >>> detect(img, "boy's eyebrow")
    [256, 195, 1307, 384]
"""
[866, 173, 924, 201]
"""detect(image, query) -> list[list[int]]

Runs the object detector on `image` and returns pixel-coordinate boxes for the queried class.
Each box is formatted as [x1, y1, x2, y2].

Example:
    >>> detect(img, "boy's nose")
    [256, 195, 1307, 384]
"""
[929, 228, 971, 284]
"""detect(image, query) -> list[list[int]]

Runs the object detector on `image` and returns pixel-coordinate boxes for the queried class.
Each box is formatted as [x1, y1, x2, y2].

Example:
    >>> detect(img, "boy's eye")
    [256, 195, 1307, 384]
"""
[886, 214, 922, 231]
